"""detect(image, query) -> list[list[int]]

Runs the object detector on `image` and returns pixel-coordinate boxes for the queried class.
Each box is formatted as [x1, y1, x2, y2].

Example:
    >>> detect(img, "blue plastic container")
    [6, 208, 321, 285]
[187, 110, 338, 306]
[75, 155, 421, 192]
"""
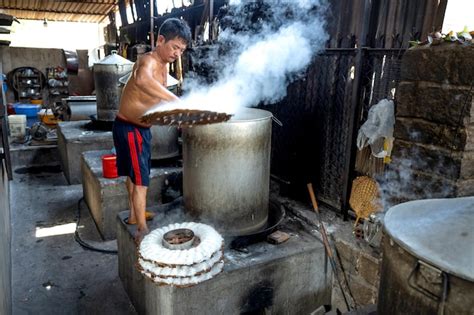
[13, 104, 41, 127]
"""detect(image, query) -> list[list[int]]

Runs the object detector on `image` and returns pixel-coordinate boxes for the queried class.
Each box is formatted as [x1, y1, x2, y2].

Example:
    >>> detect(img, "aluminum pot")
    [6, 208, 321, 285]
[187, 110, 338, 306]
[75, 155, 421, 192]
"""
[378, 197, 474, 315]
[150, 125, 179, 160]
[63, 96, 97, 121]
[182, 108, 272, 236]
[94, 51, 134, 121]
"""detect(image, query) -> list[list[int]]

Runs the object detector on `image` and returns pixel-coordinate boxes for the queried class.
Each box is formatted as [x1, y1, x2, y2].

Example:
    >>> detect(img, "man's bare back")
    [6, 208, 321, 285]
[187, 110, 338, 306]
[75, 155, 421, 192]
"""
[118, 51, 179, 126]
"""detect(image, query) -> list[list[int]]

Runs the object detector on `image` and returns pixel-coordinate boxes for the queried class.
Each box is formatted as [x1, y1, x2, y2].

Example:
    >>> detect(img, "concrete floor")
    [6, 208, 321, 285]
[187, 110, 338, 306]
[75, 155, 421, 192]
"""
[10, 164, 136, 314]
[7, 144, 383, 315]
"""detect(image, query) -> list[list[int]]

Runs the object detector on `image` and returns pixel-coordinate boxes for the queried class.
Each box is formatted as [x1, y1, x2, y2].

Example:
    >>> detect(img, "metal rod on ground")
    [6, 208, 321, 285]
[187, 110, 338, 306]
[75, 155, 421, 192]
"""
[307, 183, 352, 311]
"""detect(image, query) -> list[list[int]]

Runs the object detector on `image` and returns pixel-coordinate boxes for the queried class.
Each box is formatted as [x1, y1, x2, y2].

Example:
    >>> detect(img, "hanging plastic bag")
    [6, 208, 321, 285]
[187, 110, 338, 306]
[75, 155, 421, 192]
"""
[356, 99, 395, 159]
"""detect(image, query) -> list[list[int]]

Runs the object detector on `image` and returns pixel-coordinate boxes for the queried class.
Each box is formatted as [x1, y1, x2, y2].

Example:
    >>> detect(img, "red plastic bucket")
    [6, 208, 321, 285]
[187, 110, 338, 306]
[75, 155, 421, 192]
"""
[102, 154, 118, 178]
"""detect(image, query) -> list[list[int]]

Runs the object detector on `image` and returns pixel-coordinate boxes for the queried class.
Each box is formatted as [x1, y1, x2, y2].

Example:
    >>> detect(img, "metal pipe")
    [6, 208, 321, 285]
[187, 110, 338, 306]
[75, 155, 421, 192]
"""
[209, 0, 214, 40]
[270, 174, 291, 186]
[321, 47, 406, 53]
[150, 0, 155, 49]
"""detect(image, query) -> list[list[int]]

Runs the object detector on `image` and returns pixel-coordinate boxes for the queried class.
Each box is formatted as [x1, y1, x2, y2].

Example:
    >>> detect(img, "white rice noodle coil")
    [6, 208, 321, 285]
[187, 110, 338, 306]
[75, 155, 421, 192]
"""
[138, 222, 225, 287]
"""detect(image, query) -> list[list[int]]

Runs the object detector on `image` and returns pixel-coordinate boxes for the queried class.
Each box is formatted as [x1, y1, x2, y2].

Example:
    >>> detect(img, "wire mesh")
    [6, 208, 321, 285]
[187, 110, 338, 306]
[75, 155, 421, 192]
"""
[355, 49, 405, 179]
[360, 50, 405, 116]
[269, 51, 356, 210]
[269, 48, 405, 213]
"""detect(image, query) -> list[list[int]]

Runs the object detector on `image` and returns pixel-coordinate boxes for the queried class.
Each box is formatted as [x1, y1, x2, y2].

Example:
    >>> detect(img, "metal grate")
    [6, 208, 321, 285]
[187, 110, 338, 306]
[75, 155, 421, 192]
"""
[360, 49, 405, 116]
[269, 50, 356, 210]
[268, 48, 405, 214]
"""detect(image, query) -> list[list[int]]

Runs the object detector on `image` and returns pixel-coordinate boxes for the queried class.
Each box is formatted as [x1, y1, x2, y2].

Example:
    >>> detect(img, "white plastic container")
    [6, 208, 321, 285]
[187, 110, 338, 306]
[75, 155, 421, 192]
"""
[8, 115, 27, 138]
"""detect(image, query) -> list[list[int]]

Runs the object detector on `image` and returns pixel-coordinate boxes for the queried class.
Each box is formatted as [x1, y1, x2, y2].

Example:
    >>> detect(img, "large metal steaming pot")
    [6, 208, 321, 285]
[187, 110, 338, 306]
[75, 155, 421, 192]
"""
[182, 108, 272, 235]
[150, 125, 179, 160]
[93, 51, 134, 121]
[378, 197, 474, 315]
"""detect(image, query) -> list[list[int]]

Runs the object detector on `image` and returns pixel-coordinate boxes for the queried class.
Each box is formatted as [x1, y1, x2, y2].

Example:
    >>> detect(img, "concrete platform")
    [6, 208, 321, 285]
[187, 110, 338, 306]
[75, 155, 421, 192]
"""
[82, 150, 182, 240]
[117, 206, 332, 314]
[57, 121, 114, 184]
[9, 143, 59, 169]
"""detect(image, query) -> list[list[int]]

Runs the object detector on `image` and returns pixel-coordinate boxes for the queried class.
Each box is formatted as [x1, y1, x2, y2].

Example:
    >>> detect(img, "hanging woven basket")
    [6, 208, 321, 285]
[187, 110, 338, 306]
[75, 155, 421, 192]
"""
[349, 176, 382, 226]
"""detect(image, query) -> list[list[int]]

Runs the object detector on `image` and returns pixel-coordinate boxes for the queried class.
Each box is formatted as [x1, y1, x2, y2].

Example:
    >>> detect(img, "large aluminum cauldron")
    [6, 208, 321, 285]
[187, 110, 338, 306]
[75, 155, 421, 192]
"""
[150, 125, 179, 160]
[94, 51, 134, 121]
[182, 108, 272, 235]
[378, 197, 474, 315]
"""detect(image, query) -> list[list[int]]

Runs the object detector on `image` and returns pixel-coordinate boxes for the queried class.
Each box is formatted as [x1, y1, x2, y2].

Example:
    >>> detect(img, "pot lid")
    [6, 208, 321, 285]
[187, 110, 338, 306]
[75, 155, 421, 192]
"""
[384, 196, 474, 281]
[95, 51, 133, 66]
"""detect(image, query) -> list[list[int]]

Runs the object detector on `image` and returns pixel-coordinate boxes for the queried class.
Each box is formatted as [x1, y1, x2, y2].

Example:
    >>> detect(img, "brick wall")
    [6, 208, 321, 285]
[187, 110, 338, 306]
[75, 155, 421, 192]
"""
[384, 44, 474, 204]
[332, 237, 381, 310]
[272, 193, 382, 311]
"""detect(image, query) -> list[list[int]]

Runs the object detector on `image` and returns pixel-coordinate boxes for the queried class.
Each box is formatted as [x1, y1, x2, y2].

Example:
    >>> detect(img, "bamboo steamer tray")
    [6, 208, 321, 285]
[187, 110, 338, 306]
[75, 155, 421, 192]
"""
[141, 109, 232, 126]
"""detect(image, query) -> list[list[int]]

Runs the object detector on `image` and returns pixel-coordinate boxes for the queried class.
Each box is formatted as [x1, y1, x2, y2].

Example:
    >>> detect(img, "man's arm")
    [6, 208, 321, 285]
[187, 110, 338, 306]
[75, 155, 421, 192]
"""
[133, 56, 179, 103]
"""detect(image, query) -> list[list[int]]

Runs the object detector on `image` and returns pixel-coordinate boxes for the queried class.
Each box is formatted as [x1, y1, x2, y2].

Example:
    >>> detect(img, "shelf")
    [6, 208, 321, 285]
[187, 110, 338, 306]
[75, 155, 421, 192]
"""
[13, 69, 44, 97]
[18, 97, 40, 101]
[19, 84, 41, 87]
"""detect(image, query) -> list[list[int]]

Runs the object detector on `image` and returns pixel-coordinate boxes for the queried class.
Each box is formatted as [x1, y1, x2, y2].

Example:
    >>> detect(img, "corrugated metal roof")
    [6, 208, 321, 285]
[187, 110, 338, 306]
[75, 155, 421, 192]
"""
[0, 0, 118, 23]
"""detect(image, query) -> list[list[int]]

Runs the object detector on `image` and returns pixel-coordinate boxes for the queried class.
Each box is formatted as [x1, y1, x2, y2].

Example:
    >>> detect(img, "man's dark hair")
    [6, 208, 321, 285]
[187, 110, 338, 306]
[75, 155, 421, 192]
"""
[159, 18, 192, 45]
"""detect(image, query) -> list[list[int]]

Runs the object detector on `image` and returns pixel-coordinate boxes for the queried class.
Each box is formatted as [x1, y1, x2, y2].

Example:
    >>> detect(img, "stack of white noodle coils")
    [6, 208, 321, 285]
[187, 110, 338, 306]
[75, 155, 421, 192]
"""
[137, 222, 224, 287]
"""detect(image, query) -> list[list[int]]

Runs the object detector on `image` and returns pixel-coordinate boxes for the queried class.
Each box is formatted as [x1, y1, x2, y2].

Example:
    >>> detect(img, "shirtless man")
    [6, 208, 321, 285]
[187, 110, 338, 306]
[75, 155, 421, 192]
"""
[112, 18, 191, 242]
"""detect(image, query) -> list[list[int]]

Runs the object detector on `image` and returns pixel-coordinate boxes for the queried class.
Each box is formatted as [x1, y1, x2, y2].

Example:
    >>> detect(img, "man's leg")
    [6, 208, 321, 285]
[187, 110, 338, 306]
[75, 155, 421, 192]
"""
[132, 184, 149, 243]
[125, 177, 154, 225]
[126, 177, 136, 223]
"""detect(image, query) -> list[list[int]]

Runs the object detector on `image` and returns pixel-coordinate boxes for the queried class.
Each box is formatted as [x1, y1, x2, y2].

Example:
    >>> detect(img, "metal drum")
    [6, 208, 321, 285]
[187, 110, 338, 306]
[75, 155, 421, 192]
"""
[150, 125, 179, 160]
[62, 96, 97, 121]
[94, 51, 134, 121]
[182, 108, 272, 236]
[378, 197, 474, 315]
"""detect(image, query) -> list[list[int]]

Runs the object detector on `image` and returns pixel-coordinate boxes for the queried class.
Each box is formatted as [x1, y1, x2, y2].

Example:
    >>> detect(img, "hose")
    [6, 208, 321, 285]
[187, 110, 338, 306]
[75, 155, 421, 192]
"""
[74, 197, 118, 254]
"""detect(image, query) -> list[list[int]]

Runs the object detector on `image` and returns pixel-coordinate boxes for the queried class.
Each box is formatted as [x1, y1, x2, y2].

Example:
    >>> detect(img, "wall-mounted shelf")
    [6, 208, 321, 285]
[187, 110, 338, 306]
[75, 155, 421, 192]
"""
[12, 67, 44, 102]
[46, 66, 69, 105]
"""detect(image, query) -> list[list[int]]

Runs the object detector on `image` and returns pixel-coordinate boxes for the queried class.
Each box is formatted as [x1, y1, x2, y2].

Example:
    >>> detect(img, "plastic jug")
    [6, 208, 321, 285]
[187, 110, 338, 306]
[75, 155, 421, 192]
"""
[8, 115, 27, 138]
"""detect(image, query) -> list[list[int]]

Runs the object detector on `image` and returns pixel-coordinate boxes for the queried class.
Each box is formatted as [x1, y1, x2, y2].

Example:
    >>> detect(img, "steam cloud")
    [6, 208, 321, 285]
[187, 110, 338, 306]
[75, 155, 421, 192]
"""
[376, 144, 456, 210]
[150, 0, 328, 114]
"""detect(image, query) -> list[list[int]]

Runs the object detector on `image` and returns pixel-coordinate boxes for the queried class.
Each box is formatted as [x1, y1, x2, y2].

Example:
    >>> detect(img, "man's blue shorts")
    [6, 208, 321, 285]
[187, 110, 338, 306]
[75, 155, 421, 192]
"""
[112, 116, 151, 186]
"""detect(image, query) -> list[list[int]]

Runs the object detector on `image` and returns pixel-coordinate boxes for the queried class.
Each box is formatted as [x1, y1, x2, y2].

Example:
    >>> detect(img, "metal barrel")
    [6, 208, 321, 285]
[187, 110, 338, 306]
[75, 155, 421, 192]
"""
[182, 108, 272, 236]
[150, 125, 179, 160]
[378, 197, 474, 315]
[93, 52, 134, 122]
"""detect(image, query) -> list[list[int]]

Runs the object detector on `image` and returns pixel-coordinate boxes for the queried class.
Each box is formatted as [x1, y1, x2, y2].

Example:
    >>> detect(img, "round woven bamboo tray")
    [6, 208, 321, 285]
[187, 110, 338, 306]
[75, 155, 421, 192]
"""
[349, 176, 382, 226]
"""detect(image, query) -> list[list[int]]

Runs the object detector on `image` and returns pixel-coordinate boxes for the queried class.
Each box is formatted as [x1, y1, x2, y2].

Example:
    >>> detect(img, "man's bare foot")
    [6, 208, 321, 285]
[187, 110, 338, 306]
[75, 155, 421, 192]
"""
[134, 227, 150, 245]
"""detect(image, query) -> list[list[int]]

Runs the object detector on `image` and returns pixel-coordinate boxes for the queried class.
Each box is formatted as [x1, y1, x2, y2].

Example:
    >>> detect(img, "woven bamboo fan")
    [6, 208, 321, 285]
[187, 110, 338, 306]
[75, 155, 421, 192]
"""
[141, 109, 232, 126]
[349, 176, 382, 227]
